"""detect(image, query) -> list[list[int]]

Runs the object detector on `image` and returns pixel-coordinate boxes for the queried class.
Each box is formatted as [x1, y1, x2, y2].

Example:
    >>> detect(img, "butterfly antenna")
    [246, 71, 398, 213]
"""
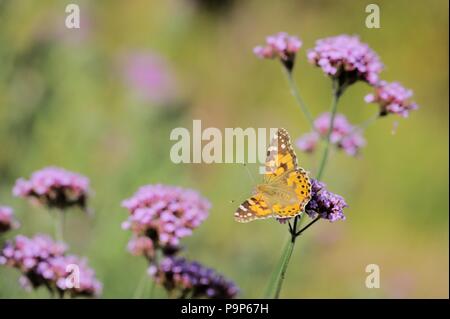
[243, 163, 256, 184]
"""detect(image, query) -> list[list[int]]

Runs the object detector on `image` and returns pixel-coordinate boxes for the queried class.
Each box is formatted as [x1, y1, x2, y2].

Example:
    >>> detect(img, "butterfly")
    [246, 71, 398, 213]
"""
[234, 128, 312, 223]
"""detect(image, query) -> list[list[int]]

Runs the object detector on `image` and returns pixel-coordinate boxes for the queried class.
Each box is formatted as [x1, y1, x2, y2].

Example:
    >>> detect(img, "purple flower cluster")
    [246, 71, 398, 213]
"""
[296, 113, 366, 156]
[254, 32, 302, 71]
[305, 179, 347, 222]
[365, 81, 419, 117]
[0, 206, 19, 233]
[296, 133, 321, 154]
[307, 34, 383, 86]
[122, 184, 210, 257]
[0, 234, 102, 297]
[13, 166, 90, 211]
[122, 185, 239, 298]
[149, 257, 239, 299]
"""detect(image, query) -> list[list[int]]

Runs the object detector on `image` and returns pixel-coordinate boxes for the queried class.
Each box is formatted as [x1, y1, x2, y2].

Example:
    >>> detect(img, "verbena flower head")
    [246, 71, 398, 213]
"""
[254, 32, 302, 71]
[364, 81, 418, 117]
[122, 184, 210, 256]
[305, 179, 347, 222]
[0, 206, 19, 233]
[339, 133, 366, 156]
[295, 132, 320, 153]
[13, 166, 90, 211]
[314, 112, 353, 143]
[122, 52, 177, 104]
[149, 256, 239, 299]
[0, 234, 101, 298]
[308, 35, 383, 91]
[297, 113, 366, 156]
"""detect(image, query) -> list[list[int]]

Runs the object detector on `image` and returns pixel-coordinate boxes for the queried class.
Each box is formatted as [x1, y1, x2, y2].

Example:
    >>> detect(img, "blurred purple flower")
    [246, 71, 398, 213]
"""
[48, 255, 102, 297]
[149, 256, 239, 299]
[305, 179, 347, 222]
[308, 35, 383, 90]
[296, 113, 366, 156]
[0, 206, 20, 233]
[127, 236, 155, 260]
[295, 132, 320, 153]
[122, 52, 177, 104]
[314, 112, 353, 143]
[339, 132, 366, 156]
[254, 32, 302, 71]
[365, 81, 418, 117]
[13, 166, 90, 211]
[122, 184, 210, 256]
[0, 234, 101, 297]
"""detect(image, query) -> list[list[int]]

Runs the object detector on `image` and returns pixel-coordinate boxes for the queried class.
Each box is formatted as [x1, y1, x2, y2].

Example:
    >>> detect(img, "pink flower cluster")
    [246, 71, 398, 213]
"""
[365, 81, 419, 117]
[13, 166, 90, 210]
[254, 32, 302, 70]
[254, 32, 302, 59]
[296, 113, 366, 156]
[127, 236, 154, 260]
[307, 35, 383, 85]
[122, 184, 210, 258]
[0, 206, 19, 233]
[0, 234, 102, 297]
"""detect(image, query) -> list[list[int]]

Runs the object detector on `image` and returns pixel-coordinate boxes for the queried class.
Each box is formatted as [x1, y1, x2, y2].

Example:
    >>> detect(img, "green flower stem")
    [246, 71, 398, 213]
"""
[316, 80, 341, 181]
[266, 215, 304, 298]
[273, 234, 296, 299]
[133, 270, 149, 299]
[283, 68, 315, 131]
[54, 210, 65, 242]
[295, 216, 321, 237]
[149, 278, 156, 298]
[352, 113, 380, 134]
[264, 234, 292, 298]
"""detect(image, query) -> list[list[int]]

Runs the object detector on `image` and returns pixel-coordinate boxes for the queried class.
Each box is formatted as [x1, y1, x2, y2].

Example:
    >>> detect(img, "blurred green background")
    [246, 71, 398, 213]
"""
[0, 0, 448, 298]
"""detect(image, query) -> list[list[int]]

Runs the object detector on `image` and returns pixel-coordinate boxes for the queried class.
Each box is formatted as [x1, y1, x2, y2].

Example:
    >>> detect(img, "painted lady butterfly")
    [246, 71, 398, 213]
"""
[234, 128, 312, 223]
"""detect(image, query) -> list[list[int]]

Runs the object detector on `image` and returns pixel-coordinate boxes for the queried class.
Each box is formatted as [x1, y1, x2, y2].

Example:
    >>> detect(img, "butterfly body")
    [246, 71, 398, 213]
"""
[235, 128, 312, 223]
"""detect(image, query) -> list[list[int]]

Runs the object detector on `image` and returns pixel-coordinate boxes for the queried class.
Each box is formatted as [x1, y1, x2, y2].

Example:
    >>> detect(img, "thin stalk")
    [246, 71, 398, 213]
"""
[148, 278, 156, 298]
[316, 80, 341, 181]
[266, 215, 304, 299]
[352, 113, 379, 134]
[295, 217, 320, 237]
[54, 210, 65, 242]
[264, 234, 292, 298]
[133, 270, 149, 299]
[273, 234, 296, 298]
[283, 69, 315, 131]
